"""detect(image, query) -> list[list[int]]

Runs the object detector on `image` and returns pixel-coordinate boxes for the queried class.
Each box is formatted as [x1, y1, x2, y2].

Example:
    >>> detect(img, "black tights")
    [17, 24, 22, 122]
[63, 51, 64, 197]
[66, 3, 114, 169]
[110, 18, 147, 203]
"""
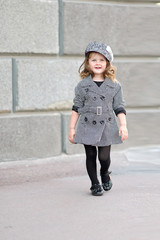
[84, 145, 111, 185]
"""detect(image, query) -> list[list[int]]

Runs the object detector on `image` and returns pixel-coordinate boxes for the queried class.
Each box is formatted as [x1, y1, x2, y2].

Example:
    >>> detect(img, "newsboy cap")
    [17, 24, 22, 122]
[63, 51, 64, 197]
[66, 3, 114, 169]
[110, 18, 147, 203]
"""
[85, 41, 114, 62]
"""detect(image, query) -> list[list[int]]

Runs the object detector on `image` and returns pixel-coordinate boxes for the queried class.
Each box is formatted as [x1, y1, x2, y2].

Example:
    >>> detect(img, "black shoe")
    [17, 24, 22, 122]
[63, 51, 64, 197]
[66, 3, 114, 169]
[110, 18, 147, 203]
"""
[90, 184, 103, 196]
[101, 171, 113, 191]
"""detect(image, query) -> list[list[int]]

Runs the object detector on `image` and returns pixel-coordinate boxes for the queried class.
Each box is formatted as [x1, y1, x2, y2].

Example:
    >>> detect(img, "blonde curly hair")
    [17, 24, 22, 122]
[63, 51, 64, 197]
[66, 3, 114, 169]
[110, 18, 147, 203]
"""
[79, 52, 117, 82]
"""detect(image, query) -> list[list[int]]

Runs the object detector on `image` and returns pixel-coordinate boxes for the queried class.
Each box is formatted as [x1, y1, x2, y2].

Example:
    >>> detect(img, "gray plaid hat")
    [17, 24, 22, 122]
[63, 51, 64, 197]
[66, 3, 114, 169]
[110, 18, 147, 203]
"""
[85, 41, 114, 62]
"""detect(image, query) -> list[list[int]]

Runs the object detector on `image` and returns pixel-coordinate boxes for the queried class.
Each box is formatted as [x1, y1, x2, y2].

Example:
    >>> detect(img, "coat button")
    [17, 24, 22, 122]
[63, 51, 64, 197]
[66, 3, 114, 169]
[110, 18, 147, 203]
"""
[84, 117, 88, 122]
[100, 120, 104, 124]
[108, 117, 112, 121]
[85, 88, 89, 92]
[92, 120, 96, 125]
[100, 96, 105, 101]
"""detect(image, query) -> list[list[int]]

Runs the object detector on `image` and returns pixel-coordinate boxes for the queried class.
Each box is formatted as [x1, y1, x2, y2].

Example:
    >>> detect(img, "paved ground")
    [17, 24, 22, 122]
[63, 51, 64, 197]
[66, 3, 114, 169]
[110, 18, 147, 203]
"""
[0, 145, 160, 240]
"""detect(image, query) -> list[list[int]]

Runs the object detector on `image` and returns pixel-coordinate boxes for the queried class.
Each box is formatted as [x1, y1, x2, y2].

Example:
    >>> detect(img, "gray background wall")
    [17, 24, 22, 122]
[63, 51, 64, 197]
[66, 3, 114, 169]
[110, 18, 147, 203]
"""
[0, 0, 160, 161]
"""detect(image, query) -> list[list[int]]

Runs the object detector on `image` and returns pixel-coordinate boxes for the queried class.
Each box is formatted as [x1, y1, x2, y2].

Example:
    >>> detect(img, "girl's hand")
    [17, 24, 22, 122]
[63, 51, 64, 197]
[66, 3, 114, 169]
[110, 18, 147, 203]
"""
[68, 128, 76, 144]
[119, 126, 128, 141]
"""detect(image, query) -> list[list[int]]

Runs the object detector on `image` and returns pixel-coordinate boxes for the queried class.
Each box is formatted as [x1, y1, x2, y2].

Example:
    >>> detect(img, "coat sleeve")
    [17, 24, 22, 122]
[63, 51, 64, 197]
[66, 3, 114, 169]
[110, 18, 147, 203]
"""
[112, 83, 126, 116]
[73, 83, 85, 110]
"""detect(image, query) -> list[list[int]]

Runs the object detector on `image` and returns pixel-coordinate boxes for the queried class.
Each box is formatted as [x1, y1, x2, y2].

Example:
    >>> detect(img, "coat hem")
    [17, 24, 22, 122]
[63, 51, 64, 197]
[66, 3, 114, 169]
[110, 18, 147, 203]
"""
[74, 140, 123, 147]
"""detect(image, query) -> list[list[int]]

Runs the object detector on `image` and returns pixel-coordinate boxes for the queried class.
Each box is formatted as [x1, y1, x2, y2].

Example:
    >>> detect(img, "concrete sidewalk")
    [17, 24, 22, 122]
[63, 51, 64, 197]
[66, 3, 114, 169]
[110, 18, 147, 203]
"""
[0, 145, 160, 240]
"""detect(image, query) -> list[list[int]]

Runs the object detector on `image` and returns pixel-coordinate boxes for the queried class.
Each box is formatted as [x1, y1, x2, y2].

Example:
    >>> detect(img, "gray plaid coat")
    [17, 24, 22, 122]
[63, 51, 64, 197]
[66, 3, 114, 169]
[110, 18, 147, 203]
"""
[73, 75, 125, 146]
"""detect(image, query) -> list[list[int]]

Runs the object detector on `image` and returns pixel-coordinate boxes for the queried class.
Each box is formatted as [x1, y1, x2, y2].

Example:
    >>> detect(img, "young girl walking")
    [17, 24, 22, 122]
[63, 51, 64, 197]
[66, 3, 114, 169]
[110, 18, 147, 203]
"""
[68, 41, 128, 196]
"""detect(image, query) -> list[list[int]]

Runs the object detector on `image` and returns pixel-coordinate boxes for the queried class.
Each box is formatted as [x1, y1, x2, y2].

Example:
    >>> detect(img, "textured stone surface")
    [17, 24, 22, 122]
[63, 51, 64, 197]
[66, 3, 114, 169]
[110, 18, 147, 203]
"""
[115, 60, 160, 107]
[63, 1, 160, 56]
[113, 109, 160, 151]
[13, 58, 82, 111]
[63, 109, 160, 153]
[0, 0, 58, 53]
[0, 59, 12, 112]
[0, 113, 61, 161]
[62, 111, 84, 154]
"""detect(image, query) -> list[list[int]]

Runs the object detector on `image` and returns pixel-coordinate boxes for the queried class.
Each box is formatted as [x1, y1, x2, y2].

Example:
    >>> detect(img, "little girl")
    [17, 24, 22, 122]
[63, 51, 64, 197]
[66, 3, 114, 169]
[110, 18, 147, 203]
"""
[68, 41, 128, 196]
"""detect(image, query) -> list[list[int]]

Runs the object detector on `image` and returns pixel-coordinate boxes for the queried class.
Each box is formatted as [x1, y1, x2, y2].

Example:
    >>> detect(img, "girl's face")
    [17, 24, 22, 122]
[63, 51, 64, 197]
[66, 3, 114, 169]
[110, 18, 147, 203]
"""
[88, 52, 108, 77]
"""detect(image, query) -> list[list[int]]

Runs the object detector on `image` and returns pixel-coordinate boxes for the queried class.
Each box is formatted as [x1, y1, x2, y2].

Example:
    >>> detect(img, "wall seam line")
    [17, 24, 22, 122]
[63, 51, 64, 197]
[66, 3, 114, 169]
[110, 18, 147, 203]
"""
[58, 0, 64, 56]
[12, 58, 18, 113]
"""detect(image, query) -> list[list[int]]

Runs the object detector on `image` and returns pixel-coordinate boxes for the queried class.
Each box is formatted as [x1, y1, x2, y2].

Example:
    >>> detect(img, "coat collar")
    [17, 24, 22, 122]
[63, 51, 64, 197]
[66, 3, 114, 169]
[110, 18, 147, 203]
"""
[82, 75, 115, 95]
[84, 75, 115, 87]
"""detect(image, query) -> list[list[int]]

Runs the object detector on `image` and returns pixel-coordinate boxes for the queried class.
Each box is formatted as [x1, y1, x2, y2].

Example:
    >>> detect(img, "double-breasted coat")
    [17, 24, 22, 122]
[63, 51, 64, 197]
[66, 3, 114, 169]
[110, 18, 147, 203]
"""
[73, 75, 125, 146]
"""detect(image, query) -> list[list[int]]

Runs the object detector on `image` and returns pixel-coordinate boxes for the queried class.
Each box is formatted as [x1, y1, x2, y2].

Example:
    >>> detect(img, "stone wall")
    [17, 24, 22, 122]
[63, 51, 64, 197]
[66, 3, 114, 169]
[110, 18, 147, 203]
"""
[0, 0, 160, 161]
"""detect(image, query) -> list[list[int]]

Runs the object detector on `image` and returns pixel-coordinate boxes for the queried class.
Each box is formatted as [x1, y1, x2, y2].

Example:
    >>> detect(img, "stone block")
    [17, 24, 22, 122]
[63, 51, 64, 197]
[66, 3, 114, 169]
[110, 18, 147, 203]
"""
[113, 109, 160, 151]
[114, 60, 160, 107]
[0, 59, 12, 112]
[62, 1, 160, 56]
[13, 58, 82, 111]
[61, 111, 84, 154]
[0, 113, 61, 161]
[0, 0, 58, 54]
